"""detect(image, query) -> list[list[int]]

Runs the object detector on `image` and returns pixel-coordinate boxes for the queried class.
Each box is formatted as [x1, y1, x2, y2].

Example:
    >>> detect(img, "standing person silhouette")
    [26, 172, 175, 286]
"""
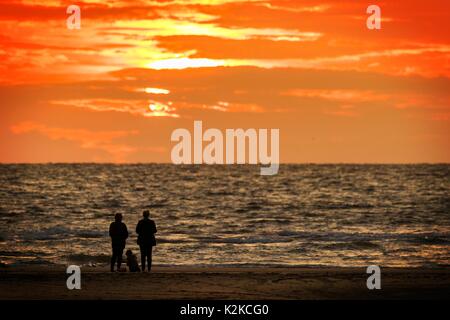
[136, 210, 157, 272]
[109, 213, 128, 272]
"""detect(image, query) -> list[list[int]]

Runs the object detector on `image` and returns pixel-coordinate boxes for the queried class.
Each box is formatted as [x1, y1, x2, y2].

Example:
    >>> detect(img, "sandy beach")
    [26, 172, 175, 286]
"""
[0, 266, 448, 300]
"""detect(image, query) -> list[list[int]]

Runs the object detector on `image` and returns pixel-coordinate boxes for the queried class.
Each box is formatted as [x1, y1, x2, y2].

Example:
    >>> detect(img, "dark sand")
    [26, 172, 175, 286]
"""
[0, 266, 448, 300]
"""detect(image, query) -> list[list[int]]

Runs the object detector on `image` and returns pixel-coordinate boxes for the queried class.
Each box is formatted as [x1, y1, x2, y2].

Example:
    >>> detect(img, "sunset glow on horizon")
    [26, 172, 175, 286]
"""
[0, 0, 449, 163]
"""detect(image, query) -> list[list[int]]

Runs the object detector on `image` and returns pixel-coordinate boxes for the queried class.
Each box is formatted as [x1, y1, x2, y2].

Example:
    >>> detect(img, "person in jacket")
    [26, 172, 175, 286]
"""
[109, 213, 128, 272]
[136, 210, 157, 272]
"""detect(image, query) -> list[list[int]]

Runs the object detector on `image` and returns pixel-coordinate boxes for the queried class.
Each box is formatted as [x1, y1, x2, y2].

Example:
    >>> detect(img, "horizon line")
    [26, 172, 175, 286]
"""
[1, 162, 449, 165]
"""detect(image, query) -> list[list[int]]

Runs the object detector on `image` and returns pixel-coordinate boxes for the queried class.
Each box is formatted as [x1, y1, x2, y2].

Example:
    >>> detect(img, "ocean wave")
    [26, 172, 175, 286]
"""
[157, 238, 192, 244]
[192, 235, 293, 244]
[315, 203, 375, 210]
[27, 205, 46, 214]
[21, 226, 106, 241]
[102, 199, 123, 208]
[320, 241, 381, 251]
[66, 253, 110, 264]
[406, 235, 450, 245]
[147, 203, 167, 208]
[276, 230, 450, 245]
[77, 231, 106, 239]
[5, 258, 57, 266]
[205, 191, 234, 196]
[0, 250, 29, 257]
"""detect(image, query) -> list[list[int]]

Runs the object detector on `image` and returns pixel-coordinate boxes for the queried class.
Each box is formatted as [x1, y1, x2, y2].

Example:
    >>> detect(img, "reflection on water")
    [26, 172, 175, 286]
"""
[0, 164, 448, 267]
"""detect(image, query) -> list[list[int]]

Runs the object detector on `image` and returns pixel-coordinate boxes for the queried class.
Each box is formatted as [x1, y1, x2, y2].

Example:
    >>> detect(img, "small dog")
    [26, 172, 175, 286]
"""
[125, 249, 141, 272]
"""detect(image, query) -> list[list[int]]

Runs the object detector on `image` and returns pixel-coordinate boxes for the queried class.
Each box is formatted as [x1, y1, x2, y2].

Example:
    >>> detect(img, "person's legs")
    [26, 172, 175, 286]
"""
[111, 246, 118, 272]
[147, 246, 153, 272]
[117, 246, 124, 270]
[139, 245, 146, 271]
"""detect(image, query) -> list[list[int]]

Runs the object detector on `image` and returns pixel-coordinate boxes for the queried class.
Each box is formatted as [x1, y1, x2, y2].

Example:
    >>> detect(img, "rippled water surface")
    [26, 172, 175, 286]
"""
[0, 164, 449, 267]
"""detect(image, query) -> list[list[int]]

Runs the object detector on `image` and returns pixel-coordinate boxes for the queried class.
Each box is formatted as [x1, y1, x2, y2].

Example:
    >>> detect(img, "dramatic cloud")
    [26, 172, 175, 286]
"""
[10, 121, 141, 162]
[0, 0, 449, 163]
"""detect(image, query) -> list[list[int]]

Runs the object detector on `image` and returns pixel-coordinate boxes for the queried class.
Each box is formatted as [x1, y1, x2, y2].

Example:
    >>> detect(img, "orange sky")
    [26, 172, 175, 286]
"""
[0, 0, 449, 163]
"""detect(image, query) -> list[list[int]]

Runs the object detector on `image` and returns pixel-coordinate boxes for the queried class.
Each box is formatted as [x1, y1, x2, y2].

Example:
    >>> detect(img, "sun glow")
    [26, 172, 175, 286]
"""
[146, 102, 179, 118]
[147, 57, 226, 69]
[145, 87, 170, 94]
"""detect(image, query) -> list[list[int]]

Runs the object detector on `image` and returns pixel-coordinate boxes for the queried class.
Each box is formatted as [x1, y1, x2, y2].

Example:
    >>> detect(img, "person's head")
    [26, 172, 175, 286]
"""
[114, 213, 123, 222]
[143, 210, 150, 218]
[126, 249, 132, 257]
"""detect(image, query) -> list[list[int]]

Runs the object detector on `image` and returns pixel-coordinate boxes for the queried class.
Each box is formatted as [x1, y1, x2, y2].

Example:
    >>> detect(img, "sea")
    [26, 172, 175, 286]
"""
[0, 164, 448, 268]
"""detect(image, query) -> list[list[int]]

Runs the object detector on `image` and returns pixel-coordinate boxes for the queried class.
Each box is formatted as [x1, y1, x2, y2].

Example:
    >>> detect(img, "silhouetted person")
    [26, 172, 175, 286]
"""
[109, 213, 128, 272]
[136, 210, 157, 272]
